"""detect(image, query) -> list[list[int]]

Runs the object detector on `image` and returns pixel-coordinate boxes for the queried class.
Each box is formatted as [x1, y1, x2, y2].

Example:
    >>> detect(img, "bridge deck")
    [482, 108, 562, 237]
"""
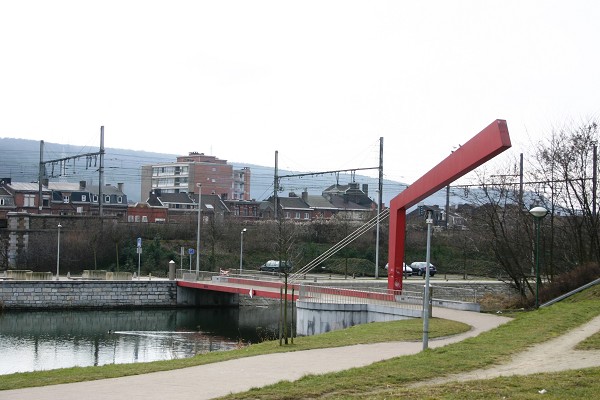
[177, 278, 299, 300]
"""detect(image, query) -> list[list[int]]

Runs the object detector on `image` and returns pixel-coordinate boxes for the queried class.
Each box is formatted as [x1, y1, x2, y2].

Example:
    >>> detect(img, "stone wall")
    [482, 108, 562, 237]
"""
[0, 280, 177, 309]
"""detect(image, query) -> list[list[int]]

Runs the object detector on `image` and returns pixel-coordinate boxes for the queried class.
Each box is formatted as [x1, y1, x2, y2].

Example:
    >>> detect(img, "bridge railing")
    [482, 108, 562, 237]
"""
[297, 284, 424, 310]
[176, 269, 219, 281]
[426, 285, 479, 303]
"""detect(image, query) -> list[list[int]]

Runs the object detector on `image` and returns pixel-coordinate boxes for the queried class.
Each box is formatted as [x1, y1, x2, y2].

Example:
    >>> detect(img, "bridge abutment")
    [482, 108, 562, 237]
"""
[177, 285, 239, 307]
[296, 300, 419, 336]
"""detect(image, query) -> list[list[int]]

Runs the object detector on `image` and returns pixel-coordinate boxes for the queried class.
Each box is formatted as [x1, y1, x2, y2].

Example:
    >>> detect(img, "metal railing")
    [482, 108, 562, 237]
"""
[426, 285, 479, 303]
[297, 284, 424, 311]
[176, 269, 219, 281]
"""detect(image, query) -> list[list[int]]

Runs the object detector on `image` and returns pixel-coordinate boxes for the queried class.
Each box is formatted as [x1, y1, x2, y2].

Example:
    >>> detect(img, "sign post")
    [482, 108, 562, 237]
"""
[137, 238, 142, 280]
[188, 248, 195, 272]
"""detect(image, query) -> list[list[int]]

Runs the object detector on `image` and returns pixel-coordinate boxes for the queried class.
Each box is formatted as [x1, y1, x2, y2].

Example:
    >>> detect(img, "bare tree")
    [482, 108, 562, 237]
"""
[530, 120, 600, 265]
[467, 163, 535, 299]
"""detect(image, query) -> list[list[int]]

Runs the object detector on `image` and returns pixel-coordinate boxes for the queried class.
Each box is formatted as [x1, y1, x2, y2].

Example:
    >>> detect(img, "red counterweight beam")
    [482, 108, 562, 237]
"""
[388, 120, 511, 291]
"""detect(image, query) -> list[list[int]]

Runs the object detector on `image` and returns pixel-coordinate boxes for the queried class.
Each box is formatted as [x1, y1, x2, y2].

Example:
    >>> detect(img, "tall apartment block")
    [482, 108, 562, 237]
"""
[140, 152, 251, 201]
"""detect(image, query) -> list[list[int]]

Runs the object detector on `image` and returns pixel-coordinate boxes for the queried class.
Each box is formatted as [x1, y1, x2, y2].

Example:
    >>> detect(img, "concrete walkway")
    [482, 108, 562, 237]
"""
[0, 308, 511, 400]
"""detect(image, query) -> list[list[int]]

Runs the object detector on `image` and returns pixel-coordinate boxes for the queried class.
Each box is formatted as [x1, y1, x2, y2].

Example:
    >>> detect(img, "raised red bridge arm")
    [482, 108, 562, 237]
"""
[388, 119, 511, 291]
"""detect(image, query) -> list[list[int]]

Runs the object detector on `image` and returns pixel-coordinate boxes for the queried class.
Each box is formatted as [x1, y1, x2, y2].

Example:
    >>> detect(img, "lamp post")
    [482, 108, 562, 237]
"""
[196, 183, 202, 278]
[422, 210, 433, 350]
[529, 206, 548, 308]
[240, 228, 247, 274]
[56, 224, 62, 281]
[375, 189, 381, 279]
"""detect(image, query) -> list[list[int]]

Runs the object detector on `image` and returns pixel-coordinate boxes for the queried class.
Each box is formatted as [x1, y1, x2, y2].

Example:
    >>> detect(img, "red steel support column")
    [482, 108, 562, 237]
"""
[388, 120, 511, 291]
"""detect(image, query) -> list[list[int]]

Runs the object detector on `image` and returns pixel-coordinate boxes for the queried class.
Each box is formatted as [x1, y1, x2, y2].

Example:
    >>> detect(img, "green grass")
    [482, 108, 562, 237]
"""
[219, 288, 600, 399]
[3, 285, 600, 399]
[0, 317, 468, 391]
[576, 331, 600, 350]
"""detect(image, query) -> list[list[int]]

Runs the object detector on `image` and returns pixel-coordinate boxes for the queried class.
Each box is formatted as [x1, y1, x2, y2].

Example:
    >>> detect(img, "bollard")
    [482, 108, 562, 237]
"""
[168, 260, 176, 280]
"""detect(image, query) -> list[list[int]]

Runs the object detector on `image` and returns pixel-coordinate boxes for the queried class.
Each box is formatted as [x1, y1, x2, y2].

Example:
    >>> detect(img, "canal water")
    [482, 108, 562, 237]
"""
[0, 305, 291, 375]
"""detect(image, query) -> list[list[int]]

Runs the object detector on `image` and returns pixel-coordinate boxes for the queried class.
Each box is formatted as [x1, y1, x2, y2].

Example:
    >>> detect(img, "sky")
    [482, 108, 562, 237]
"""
[1, 0, 600, 190]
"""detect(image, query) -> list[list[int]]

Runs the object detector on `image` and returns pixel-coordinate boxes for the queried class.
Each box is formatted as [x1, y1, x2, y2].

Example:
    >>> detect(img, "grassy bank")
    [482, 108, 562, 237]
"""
[221, 285, 600, 399]
[2, 285, 599, 399]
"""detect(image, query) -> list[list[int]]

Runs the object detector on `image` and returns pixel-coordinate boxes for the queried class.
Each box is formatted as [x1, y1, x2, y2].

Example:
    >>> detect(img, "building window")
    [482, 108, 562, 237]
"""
[81, 195, 87, 202]
[63, 195, 69, 203]
[295, 212, 301, 219]
[24, 194, 36, 207]
[0, 198, 4, 206]
[128, 215, 134, 222]
[93, 195, 98, 202]
[117, 196, 123, 204]
[285, 212, 290, 219]
[135, 215, 140, 222]
[104, 195, 110, 203]
[304, 212, 310, 220]
[141, 216, 148, 222]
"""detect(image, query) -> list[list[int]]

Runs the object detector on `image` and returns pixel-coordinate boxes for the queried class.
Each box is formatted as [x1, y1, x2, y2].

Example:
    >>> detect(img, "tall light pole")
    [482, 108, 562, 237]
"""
[375, 189, 381, 279]
[422, 210, 433, 350]
[530, 206, 548, 308]
[56, 224, 62, 281]
[196, 183, 202, 278]
[240, 228, 247, 274]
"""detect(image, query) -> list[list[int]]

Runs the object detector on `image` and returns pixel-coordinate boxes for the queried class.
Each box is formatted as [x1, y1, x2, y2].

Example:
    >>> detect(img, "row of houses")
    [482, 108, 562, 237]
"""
[131, 182, 379, 224]
[0, 177, 380, 226]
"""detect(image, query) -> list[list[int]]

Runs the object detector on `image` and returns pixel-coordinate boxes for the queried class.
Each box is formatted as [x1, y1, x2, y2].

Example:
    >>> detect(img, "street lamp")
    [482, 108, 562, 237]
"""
[422, 210, 433, 350]
[56, 224, 62, 281]
[530, 206, 548, 308]
[196, 183, 202, 278]
[240, 228, 247, 274]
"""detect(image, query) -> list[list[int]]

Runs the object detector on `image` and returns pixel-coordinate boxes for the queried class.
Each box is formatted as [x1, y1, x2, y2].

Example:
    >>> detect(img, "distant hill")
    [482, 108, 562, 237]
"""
[0, 137, 465, 207]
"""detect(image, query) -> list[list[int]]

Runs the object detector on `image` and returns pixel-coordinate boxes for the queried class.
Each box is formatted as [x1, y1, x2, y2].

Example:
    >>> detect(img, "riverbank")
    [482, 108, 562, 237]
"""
[3, 287, 600, 399]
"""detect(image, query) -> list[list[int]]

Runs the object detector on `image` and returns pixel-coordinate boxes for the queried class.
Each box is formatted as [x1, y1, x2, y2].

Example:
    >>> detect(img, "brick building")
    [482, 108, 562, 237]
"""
[140, 152, 251, 202]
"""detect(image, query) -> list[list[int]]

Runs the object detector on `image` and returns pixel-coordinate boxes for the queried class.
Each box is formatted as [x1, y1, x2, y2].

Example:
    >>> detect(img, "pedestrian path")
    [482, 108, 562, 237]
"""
[0, 308, 511, 400]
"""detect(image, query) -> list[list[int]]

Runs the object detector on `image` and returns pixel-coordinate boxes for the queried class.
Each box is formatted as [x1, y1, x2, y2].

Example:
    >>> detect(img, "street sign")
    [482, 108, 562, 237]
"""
[137, 237, 142, 248]
[188, 248, 195, 255]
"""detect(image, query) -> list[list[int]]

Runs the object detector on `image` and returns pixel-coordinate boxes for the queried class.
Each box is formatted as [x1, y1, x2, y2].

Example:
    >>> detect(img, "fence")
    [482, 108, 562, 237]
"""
[297, 284, 425, 311]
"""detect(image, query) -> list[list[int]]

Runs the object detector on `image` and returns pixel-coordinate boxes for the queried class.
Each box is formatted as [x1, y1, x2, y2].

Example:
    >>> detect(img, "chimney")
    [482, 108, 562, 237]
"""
[362, 184, 368, 196]
[79, 180, 86, 190]
[302, 190, 308, 202]
[42, 178, 49, 187]
[117, 183, 124, 193]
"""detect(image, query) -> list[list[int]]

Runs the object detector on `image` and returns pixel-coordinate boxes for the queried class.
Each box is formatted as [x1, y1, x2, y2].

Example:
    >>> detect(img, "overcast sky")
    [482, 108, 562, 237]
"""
[1, 1, 599, 188]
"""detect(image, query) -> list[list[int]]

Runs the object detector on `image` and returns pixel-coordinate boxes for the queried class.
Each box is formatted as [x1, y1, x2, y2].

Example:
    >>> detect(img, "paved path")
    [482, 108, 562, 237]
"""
[0, 308, 510, 400]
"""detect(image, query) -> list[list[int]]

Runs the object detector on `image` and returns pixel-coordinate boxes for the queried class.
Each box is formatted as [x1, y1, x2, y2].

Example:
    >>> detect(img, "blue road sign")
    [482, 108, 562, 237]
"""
[188, 248, 195, 255]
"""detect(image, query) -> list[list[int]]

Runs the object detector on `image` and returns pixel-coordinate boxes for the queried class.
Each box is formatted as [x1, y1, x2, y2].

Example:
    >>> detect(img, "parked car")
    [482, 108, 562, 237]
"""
[409, 262, 437, 277]
[385, 263, 413, 277]
[259, 260, 292, 272]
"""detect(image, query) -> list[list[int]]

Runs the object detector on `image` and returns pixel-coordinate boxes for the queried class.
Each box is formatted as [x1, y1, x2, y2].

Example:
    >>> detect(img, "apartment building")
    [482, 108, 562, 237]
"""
[140, 152, 251, 201]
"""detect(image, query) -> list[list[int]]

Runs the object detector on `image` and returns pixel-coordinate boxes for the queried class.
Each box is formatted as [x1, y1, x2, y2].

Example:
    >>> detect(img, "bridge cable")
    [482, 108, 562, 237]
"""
[289, 208, 390, 283]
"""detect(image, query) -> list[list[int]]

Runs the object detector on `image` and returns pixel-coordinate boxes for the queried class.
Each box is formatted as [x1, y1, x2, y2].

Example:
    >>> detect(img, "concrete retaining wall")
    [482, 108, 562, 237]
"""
[296, 301, 419, 336]
[0, 281, 177, 309]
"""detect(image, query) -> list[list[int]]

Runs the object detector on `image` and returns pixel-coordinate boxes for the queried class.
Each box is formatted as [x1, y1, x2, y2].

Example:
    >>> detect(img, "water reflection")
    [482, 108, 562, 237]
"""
[0, 306, 289, 375]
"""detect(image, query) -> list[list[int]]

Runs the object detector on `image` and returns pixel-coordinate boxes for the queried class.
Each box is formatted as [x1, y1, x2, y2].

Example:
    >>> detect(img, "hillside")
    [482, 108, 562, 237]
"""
[0, 137, 460, 206]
